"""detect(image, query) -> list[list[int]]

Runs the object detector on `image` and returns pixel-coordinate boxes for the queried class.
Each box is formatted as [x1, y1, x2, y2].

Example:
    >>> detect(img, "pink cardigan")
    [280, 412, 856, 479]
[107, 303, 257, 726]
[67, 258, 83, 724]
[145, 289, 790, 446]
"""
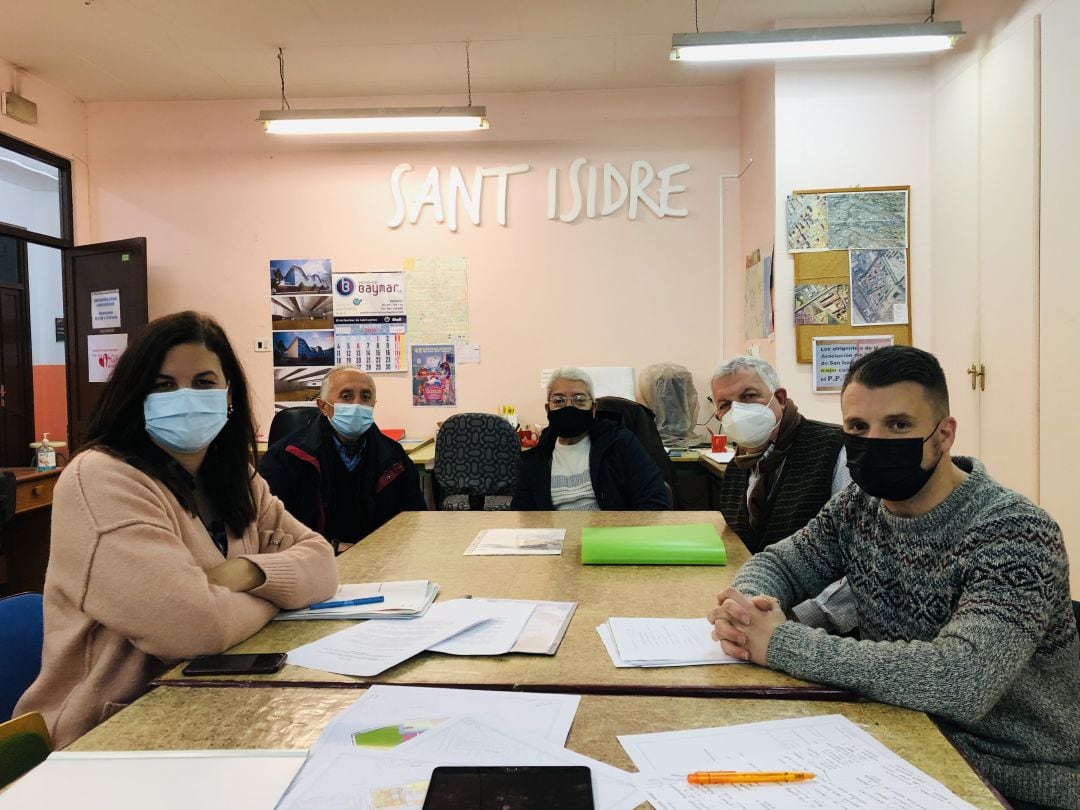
[14, 449, 338, 747]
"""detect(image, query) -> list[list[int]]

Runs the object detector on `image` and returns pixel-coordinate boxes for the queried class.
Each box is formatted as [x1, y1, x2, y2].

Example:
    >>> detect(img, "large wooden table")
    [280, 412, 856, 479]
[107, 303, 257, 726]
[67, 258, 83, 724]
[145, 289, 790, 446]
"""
[158, 511, 848, 698]
[68, 685, 1006, 809]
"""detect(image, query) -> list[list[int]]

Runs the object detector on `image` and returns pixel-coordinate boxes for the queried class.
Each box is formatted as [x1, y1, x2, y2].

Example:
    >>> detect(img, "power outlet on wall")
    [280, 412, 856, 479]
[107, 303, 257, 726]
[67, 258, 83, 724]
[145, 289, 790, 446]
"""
[254, 338, 272, 352]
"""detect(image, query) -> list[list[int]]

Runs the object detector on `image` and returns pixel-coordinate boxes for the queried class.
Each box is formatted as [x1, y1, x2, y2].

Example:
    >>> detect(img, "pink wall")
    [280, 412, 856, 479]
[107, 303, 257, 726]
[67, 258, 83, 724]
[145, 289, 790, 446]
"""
[0, 57, 91, 244]
[84, 87, 739, 438]
[733, 66, 777, 367]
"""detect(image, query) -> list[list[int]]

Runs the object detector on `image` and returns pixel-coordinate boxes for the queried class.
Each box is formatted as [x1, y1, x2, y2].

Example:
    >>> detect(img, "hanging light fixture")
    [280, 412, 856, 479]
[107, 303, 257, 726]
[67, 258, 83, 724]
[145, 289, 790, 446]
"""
[259, 45, 488, 135]
[670, 1, 962, 62]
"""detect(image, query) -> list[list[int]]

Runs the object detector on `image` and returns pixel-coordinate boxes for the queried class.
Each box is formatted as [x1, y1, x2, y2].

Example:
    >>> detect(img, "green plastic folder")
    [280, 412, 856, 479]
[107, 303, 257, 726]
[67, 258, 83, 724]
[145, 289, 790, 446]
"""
[580, 523, 727, 565]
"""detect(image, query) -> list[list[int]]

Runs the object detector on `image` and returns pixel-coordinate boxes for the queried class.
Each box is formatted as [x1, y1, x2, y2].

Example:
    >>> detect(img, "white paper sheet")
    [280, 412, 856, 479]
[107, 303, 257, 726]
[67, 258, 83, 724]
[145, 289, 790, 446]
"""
[313, 685, 581, 753]
[275, 580, 438, 620]
[464, 528, 566, 555]
[703, 450, 736, 463]
[508, 600, 577, 654]
[428, 599, 536, 655]
[607, 617, 744, 666]
[0, 750, 306, 810]
[287, 600, 487, 677]
[279, 716, 643, 810]
[619, 714, 977, 810]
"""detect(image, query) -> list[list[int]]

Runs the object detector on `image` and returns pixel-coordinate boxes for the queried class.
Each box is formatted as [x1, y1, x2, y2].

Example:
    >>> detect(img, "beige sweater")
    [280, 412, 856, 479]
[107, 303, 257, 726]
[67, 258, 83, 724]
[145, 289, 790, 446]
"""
[14, 450, 338, 747]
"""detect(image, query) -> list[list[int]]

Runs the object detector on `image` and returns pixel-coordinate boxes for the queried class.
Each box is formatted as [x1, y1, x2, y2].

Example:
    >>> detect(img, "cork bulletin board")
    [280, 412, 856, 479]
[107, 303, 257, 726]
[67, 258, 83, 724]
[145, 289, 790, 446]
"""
[787, 185, 912, 363]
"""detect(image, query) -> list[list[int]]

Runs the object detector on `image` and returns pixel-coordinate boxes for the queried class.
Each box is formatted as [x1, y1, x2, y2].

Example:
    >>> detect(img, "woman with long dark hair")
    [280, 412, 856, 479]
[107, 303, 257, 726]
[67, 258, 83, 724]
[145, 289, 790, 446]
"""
[15, 311, 337, 747]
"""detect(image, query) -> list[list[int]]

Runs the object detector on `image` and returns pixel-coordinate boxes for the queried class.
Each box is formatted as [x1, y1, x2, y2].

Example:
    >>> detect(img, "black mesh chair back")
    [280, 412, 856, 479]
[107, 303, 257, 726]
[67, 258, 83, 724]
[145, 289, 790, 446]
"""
[433, 413, 520, 510]
[267, 406, 321, 447]
[596, 396, 678, 508]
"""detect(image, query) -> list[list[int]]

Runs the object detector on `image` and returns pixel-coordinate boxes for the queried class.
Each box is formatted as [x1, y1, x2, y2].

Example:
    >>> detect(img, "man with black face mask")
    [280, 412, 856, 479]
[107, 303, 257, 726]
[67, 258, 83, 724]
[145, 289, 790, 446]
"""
[707, 346, 1079, 810]
[511, 367, 669, 511]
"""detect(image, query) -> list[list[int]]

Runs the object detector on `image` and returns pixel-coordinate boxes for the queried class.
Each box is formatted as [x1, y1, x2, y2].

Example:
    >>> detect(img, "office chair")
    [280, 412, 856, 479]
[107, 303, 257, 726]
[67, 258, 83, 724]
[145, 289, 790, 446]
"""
[266, 406, 321, 447]
[596, 396, 678, 508]
[0, 470, 15, 525]
[433, 413, 520, 510]
[0, 712, 51, 788]
[0, 593, 45, 722]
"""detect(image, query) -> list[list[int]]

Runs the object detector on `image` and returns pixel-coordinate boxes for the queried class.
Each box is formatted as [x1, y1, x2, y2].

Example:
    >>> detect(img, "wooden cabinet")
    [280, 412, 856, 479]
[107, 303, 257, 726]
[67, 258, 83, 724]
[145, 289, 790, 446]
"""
[0, 466, 59, 596]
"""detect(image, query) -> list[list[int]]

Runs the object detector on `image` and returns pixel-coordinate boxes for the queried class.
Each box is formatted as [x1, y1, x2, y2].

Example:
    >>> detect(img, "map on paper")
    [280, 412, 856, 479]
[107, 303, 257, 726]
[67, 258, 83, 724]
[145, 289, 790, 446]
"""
[794, 283, 849, 325]
[404, 257, 470, 344]
[744, 259, 770, 339]
[826, 190, 908, 249]
[786, 194, 828, 252]
[850, 249, 908, 325]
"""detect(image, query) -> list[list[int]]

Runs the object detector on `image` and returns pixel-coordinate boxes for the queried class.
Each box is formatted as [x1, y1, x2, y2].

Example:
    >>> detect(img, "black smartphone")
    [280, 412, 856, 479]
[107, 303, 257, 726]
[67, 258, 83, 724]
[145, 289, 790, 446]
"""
[422, 765, 594, 810]
[180, 652, 287, 676]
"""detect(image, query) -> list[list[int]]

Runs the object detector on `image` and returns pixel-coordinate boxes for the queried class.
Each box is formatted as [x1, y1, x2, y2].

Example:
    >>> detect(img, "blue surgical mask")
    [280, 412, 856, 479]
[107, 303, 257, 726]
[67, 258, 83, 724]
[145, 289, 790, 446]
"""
[144, 388, 229, 453]
[329, 403, 374, 439]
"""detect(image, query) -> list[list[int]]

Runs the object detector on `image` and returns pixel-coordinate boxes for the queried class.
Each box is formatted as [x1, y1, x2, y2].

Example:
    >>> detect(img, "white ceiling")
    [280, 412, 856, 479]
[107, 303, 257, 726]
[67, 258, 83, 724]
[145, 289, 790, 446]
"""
[0, 0, 933, 103]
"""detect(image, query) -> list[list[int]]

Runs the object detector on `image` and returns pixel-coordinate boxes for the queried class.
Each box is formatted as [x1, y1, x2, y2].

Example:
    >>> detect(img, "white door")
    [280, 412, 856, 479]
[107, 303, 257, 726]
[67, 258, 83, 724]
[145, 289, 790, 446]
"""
[977, 17, 1040, 501]
[1039, 0, 1080, 596]
[930, 60, 981, 458]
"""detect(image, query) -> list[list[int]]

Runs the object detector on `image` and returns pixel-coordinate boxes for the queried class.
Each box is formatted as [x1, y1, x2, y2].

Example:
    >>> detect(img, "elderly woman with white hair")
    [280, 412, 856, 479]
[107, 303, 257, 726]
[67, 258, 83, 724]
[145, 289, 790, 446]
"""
[512, 367, 670, 511]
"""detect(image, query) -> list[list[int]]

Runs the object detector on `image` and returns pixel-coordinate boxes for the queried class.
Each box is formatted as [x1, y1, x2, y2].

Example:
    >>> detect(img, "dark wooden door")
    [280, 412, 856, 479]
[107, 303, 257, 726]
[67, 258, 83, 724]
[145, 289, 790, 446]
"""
[0, 236, 34, 467]
[62, 238, 148, 451]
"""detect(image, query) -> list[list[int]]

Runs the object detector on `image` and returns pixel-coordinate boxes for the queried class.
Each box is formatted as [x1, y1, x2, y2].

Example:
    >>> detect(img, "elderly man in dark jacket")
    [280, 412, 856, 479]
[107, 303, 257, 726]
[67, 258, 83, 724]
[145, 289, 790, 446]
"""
[512, 367, 669, 510]
[259, 366, 425, 548]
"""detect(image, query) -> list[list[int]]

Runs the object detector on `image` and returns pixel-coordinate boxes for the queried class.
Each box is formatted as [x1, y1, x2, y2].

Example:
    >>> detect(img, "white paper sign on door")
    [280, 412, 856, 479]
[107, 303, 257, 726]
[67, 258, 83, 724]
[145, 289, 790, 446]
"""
[87, 333, 128, 383]
[90, 289, 121, 329]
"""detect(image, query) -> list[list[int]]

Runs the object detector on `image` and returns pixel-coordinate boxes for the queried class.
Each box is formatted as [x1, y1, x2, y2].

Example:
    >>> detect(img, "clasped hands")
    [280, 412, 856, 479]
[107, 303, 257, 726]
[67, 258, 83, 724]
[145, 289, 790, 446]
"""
[708, 586, 786, 665]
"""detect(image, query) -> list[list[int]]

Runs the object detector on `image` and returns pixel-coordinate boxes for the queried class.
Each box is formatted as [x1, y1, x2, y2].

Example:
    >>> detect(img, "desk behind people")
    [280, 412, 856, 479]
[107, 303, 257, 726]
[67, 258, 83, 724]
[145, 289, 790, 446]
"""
[62, 686, 1006, 809]
[0, 467, 62, 596]
[158, 510, 847, 698]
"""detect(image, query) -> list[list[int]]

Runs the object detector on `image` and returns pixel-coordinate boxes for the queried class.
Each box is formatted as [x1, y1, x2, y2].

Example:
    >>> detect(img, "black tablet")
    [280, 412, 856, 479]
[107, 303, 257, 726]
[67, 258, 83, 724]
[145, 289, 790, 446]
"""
[422, 765, 594, 810]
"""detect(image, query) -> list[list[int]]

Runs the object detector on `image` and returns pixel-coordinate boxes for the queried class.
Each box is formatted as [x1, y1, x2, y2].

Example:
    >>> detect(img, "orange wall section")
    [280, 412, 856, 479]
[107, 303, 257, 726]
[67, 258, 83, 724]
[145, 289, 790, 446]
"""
[32, 364, 68, 450]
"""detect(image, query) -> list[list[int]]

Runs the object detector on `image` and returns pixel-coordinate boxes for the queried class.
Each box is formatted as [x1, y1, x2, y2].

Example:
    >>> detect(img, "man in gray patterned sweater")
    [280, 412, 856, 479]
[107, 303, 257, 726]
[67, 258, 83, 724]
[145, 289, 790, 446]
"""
[709, 346, 1079, 810]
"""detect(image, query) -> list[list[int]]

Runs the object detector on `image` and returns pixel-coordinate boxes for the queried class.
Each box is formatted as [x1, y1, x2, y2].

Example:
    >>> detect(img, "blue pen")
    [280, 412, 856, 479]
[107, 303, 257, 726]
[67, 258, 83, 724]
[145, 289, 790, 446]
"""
[309, 595, 386, 610]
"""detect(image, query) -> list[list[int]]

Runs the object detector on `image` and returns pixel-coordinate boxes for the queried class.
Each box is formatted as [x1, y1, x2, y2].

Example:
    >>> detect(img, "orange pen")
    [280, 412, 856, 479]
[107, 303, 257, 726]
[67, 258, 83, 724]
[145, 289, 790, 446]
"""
[687, 771, 816, 785]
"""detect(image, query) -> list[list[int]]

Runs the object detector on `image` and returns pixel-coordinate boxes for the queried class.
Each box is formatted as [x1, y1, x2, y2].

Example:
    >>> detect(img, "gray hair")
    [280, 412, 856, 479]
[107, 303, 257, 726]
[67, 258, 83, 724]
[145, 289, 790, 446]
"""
[319, 364, 366, 400]
[547, 367, 595, 399]
[711, 356, 781, 392]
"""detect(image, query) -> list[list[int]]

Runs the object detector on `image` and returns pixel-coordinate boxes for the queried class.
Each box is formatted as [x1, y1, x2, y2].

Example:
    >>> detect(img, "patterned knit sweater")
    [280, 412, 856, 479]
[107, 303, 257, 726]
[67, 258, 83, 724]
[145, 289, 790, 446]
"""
[733, 457, 1080, 808]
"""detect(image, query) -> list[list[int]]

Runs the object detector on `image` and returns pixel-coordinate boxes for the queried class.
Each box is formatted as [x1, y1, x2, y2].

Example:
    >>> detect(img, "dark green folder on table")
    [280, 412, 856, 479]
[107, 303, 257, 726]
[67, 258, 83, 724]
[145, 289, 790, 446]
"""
[580, 523, 727, 565]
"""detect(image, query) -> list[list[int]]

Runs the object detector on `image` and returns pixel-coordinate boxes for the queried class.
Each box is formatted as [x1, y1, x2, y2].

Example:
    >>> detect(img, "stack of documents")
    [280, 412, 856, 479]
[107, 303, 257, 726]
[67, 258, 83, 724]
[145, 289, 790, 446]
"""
[274, 580, 439, 620]
[277, 685, 644, 810]
[597, 617, 744, 668]
[465, 528, 566, 555]
[619, 714, 978, 809]
[287, 598, 578, 677]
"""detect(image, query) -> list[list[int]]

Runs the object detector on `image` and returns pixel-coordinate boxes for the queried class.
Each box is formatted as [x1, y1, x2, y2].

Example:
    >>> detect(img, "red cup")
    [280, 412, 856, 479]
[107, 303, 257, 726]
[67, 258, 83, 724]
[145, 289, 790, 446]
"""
[711, 434, 728, 453]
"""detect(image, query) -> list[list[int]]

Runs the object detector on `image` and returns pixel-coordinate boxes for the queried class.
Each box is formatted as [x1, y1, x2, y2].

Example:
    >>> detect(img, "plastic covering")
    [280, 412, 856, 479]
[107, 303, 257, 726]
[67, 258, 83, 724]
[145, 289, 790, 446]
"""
[637, 363, 707, 446]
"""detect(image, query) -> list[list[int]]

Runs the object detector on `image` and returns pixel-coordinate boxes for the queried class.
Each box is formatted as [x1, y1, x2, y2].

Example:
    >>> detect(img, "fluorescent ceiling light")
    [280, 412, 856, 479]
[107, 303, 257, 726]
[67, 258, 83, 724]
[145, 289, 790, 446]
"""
[671, 22, 963, 62]
[258, 106, 489, 135]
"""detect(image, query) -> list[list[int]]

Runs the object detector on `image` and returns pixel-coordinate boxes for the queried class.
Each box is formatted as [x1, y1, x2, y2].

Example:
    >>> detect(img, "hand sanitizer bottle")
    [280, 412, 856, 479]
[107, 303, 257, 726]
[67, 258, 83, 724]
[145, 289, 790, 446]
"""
[36, 433, 57, 471]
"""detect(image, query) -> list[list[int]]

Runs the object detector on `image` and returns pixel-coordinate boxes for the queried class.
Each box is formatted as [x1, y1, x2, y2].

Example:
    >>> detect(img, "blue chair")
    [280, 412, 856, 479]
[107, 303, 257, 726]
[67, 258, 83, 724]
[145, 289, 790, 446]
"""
[0, 593, 45, 721]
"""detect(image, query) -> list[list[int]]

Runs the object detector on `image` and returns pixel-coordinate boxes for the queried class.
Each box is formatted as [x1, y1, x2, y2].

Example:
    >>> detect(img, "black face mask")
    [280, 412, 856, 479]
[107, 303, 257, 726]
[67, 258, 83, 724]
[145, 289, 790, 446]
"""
[547, 405, 595, 439]
[844, 425, 941, 501]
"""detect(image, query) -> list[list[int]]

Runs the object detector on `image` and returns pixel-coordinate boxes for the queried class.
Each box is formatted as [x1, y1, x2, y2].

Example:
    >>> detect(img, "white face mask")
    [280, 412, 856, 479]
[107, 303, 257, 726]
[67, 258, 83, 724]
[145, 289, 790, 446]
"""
[721, 395, 777, 449]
